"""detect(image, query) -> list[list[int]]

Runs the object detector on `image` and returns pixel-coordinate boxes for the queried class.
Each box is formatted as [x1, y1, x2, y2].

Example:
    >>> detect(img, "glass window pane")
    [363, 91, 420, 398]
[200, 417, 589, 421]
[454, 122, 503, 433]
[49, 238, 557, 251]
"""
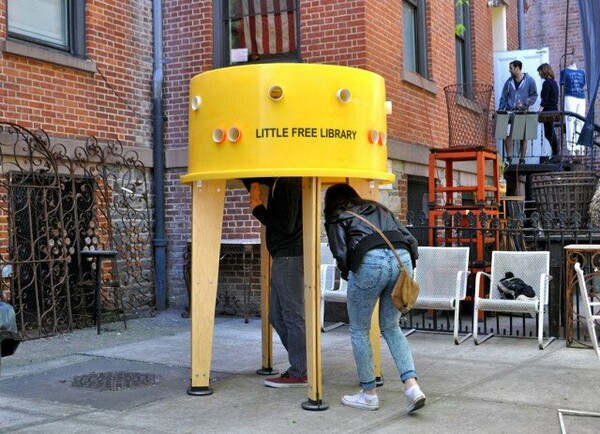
[403, 1, 417, 72]
[227, 0, 297, 64]
[7, 0, 68, 48]
[456, 40, 465, 84]
[455, 4, 464, 26]
[455, 3, 471, 88]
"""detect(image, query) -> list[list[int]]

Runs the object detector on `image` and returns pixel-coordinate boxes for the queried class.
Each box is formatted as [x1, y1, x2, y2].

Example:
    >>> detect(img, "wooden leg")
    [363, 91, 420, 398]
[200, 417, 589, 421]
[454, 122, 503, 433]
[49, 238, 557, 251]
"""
[188, 179, 225, 396]
[349, 179, 383, 385]
[301, 177, 328, 410]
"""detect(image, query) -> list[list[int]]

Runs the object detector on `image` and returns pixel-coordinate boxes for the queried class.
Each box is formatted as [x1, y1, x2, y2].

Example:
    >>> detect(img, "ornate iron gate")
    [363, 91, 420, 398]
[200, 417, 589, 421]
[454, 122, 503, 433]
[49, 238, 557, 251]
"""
[0, 122, 154, 339]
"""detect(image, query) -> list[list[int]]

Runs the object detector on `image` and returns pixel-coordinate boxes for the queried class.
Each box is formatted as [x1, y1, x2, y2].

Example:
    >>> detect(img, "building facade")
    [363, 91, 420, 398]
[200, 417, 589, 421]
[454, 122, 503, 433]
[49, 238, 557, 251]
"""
[524, 0, 600, 126]
[0, 0, 156, 336]
[163, 1, 521, 310]
[0, 0, 600, 328]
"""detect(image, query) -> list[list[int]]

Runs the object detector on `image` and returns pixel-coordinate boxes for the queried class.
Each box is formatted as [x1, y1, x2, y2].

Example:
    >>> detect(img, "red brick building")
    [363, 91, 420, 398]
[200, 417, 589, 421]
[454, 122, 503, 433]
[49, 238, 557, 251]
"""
[0, 1, 153, 143]
[524, 0, 600, 125]
[3, 1, 594, 326]
[0, 1, 156, 334]
[0, 1, 527, 319]
[163, 1, 521, 310]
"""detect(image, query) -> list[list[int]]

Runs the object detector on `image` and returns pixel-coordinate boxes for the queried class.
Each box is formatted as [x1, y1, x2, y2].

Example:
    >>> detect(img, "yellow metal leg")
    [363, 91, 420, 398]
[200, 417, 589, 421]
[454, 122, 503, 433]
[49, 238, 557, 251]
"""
[188, 179, 226, 395]
[301, 177, 329, 410]
[349, 179, 383, 385]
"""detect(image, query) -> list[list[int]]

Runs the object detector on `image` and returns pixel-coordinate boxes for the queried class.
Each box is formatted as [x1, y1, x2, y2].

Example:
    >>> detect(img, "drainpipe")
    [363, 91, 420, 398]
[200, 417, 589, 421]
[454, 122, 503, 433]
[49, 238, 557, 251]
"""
[152, 0, 167, 310]
[517, 0, 526, 49]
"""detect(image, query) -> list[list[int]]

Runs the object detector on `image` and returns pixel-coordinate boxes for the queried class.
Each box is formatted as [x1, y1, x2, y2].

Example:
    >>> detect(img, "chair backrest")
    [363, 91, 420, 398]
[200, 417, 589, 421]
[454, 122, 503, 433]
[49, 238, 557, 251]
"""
[321, 243, 336, 291]
[574, 262, 600, 362]
[414, 246, 470, 299]
[489, 251, 550, 303]
[574, 262, 594, 320]
[321, 242, 334, 266]
[337, 277, 348, 292]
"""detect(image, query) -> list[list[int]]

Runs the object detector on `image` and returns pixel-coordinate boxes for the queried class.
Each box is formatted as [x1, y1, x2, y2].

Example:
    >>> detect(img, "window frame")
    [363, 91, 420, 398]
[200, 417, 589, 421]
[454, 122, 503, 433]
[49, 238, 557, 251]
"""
[214, 0, 301, 68]
[6, 0, 86, 59]
[455, 1, 473, 87]
[402, 0, 428, 79]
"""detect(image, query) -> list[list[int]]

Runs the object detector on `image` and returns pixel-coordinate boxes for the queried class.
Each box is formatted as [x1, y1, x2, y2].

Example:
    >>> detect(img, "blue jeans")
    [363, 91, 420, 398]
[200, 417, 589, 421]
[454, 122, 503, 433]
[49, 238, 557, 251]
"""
[269, 256, 306, 378]
[346, 248, 417, 390]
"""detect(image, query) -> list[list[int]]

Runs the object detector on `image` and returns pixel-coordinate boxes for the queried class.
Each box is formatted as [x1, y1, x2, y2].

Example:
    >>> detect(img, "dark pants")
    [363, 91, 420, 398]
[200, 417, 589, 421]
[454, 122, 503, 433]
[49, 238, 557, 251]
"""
[269, 255, 306, 378]
[543, 121, 560, 156]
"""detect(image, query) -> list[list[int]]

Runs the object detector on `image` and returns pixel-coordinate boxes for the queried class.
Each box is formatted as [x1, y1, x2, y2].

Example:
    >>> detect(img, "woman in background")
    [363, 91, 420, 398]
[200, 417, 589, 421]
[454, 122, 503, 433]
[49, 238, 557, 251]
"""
[537, 63, 560, 162]
[324, 183, 425, 412]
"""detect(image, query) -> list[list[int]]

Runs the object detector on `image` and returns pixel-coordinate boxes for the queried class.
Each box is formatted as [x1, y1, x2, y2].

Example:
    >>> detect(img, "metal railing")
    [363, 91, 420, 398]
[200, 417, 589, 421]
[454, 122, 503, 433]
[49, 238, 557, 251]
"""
[0, 122, 155, 339]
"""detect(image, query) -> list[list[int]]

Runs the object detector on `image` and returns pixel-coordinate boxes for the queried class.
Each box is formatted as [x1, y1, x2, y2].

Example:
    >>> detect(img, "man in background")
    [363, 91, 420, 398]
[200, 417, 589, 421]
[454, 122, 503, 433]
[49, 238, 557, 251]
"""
[498, 60, 538, 164]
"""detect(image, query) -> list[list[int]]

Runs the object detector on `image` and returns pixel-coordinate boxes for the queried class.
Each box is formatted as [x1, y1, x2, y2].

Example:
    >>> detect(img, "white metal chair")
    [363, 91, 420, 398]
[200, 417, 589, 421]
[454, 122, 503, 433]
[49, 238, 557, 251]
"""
[320, 243, 347, 332]
[574, 262, 600, 362]
[406, 246, 471, 344]
[473, 251, 555, 349]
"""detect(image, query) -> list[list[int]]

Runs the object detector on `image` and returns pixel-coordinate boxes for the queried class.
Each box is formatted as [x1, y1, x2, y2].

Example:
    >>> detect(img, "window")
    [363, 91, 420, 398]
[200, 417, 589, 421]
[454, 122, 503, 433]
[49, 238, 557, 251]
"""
[216, 0, 300, 67]
[402, 0, 428, 78]
[407, 175, 429, 246]
[7, 0, 85, 58]
[455, 2, 473, 86]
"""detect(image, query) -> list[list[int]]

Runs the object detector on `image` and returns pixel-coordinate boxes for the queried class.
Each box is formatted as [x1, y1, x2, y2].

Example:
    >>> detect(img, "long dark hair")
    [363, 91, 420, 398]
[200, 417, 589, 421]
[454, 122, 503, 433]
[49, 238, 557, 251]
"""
[537, 63, 555, 80]
[324, 183, 361, 218]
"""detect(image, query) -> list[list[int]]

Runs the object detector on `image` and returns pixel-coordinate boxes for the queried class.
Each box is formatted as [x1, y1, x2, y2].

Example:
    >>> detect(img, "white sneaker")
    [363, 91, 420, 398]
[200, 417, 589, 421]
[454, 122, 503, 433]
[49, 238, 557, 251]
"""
[406, 385, 426, 413]
[341, 390, 379, 411]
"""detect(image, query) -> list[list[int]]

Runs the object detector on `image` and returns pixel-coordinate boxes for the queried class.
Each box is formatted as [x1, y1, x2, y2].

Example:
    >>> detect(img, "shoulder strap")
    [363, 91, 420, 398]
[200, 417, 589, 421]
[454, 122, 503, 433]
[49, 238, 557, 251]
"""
[345, 210, 407, 273]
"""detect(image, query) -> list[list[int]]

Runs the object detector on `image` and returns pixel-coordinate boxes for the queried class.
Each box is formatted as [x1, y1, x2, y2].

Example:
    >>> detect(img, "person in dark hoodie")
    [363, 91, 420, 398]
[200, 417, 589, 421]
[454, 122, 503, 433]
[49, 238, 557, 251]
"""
[323, 183, 425, 412]
[247, 177, 307, 388]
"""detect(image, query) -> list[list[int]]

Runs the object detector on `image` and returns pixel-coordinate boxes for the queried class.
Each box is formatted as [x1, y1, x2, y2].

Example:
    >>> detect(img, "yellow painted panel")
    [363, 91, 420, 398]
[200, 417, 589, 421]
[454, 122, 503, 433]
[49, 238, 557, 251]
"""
[182, 64, 393, 184]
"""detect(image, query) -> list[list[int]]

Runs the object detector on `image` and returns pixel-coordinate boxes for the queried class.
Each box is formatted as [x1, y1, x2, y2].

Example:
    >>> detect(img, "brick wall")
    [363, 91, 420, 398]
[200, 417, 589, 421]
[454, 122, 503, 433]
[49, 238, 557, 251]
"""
[505, 0, 520, 51]
[0, 2, 154, 305]
[163, 0, 213, 155]
[524, 0, 582, 69]
[0, 0, 153, 145]
[163, 1, 214, 305]
[164, 169, 192, 307]
[524, 0, 599, 128]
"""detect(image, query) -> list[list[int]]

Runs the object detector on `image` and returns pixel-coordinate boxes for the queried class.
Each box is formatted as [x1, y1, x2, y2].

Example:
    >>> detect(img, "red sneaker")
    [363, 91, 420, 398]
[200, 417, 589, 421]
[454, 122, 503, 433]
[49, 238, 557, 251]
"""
[264, 371, 307, 388]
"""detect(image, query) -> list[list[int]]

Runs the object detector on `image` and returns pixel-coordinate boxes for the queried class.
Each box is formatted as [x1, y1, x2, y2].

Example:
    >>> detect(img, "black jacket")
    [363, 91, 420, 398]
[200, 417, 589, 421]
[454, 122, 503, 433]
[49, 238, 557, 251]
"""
[540, 78, 559, 111]
[325, 201, 418, 280]
[250, 177, 303, 257]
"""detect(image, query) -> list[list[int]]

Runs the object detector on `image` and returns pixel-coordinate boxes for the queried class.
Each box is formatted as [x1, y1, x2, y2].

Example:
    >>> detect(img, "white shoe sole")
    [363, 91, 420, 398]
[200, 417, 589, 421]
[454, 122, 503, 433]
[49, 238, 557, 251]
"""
[263, 380, 307, 388]
[341, 397, 379, 411]
[408, 395, 426, 413]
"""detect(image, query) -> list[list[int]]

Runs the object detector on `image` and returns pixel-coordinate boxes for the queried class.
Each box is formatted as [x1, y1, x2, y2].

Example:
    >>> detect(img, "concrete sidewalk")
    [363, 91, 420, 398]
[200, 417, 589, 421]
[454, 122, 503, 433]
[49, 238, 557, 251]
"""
[1, 309, 599, 433]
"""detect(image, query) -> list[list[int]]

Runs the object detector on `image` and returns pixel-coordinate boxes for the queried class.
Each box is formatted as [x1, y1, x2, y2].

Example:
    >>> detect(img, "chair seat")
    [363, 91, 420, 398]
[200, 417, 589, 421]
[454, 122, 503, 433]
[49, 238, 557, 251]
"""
[414, 297, 455, 310]
[477, 298, 539, 313]
[323, 290, 347, 303]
